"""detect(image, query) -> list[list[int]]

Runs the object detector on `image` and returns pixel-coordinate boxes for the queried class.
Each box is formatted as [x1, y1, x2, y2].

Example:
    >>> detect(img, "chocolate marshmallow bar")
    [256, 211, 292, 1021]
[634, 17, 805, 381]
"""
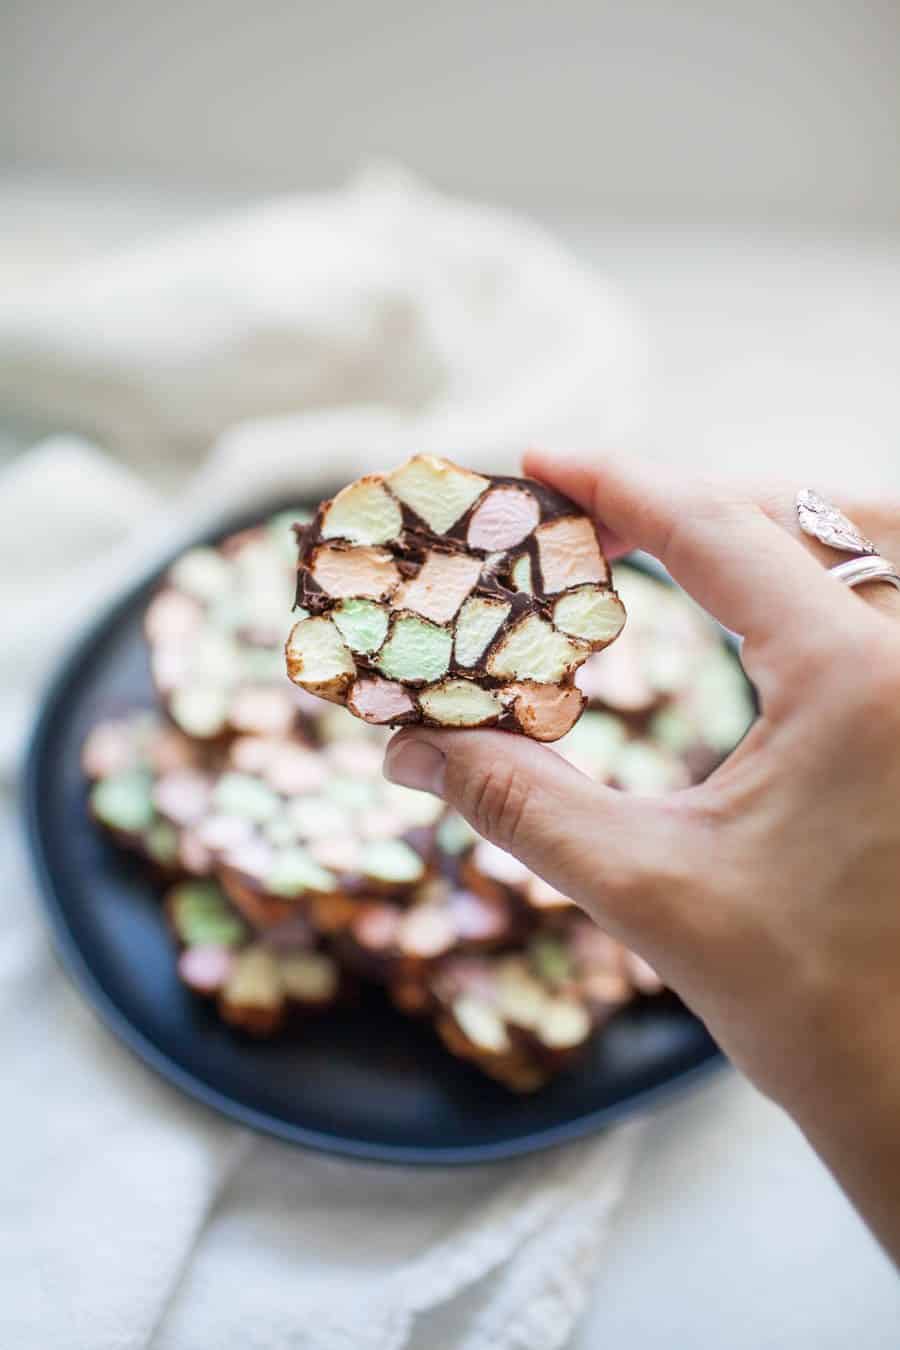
[146, 512, 316, 742]
[154, 727, 445, 930]
[166, 878, 342, 1035]
[286, 456, 626, 741]
[82, 711, 213, 872]
[428, 913, 663, 1092]
[335, 875, 522, 1012]
[82, 705, 439, 918]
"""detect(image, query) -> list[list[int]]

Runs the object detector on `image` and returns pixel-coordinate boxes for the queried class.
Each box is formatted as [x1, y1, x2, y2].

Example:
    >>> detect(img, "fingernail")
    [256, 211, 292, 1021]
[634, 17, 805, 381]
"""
[384, 739, 446, 796]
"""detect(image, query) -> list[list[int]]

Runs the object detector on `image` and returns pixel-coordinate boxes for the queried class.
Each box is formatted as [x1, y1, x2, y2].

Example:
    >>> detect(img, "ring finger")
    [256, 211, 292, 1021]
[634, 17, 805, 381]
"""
[754, 485, 900, 620]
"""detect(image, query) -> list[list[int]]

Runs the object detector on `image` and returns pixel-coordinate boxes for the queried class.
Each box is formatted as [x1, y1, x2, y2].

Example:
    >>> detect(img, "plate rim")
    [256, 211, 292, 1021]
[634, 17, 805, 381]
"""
[21, 506, 727, 1165]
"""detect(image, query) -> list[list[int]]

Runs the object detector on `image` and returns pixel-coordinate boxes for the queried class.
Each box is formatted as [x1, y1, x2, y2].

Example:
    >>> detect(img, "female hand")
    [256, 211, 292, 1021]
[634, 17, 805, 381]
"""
[385, 450, 900, 1262]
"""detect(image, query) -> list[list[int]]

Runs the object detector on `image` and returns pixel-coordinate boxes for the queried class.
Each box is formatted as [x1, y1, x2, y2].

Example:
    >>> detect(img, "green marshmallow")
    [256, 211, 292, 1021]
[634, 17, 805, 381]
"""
[268, 847, 337, 897]
[530, 934, 572, 987]
[376, 615, 452, 683]
[91, 771, 156, 835]
[171, 881, 247, 947]
[144, 820, 180, 865]
[360, 838, 425, 884]
[212, 772, 282, 823]
[332, 598, 390, 655]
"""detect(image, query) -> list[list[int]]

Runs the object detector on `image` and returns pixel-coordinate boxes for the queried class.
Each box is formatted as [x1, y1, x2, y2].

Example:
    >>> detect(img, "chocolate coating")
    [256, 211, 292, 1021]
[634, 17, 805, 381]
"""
[288, 456, 625, 739]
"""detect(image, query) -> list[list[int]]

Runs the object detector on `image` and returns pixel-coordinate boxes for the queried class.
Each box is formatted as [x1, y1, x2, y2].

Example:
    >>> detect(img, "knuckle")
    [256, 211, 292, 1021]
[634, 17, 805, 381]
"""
[657, 486, 748, 573]
[457, 759, 532, 853]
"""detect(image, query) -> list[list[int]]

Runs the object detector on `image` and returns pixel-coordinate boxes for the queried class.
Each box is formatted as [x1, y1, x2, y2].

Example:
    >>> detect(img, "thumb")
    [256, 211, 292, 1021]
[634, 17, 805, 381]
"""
[384, 727, 687, 945]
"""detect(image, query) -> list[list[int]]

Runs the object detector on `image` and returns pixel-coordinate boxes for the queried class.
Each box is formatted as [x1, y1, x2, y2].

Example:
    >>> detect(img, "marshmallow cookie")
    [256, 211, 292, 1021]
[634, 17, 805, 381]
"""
[146, 511, 315, 742]
[286, 456, 626, 742]
[82, 711, 215, 873]
[166, 878, 342, 1035]
[334, 831, 525, 1012]
[154, 728, 446, 932]
[428, 914, 663, 1092]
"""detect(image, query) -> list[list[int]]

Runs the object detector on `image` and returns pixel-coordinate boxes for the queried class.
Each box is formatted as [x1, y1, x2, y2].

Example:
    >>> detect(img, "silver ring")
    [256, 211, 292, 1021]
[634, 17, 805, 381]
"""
[796, 489, 900, 595]
[796, 488, 877, 555]
[830, 555, 900, 592]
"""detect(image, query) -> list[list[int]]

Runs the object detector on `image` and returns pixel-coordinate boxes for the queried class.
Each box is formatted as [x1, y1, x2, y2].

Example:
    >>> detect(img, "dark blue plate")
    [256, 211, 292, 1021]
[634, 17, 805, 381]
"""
[23, 503, 727, 1164]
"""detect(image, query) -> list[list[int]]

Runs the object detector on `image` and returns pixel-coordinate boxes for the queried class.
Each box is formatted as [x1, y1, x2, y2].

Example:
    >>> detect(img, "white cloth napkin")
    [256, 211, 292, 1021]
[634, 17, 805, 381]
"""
[0, 165, 646, 471]
[2, 173, 650, 1350]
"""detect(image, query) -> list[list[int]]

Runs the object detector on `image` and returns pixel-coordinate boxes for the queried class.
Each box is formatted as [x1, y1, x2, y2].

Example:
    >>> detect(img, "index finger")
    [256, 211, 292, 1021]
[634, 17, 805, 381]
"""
[523, 450, 867, 667]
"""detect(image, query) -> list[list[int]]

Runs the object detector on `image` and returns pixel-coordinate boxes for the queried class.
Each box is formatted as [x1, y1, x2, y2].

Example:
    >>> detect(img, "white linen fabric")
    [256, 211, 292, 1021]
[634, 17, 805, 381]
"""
[1, 173, 650, 1350]
[0, 165, 645, 470]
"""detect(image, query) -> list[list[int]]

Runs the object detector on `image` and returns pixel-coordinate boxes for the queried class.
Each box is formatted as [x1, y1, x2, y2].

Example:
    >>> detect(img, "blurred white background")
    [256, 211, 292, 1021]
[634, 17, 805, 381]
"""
[4, 0, 900, 223]
[3, 0, 899, 482]
[3, 4, 900, 1347]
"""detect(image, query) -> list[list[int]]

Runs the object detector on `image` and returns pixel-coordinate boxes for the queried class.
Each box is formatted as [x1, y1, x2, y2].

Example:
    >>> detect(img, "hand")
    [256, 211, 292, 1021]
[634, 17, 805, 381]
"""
[384, 450, 900, 1262]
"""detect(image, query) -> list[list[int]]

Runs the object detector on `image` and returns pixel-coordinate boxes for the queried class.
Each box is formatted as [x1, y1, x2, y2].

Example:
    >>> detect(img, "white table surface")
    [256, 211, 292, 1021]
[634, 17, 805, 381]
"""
[3, 174, 899, 1345]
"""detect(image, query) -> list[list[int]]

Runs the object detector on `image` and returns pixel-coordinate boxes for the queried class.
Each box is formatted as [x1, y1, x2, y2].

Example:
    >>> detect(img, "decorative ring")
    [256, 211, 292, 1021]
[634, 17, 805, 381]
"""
[796, 489, 876, 556]
[795, 489, 899, 595]
[829, 555, 900, 592]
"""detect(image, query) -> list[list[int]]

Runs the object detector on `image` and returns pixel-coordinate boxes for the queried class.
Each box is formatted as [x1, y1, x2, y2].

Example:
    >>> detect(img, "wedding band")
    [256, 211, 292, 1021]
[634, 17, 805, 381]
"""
[829, 555, 900, 592]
